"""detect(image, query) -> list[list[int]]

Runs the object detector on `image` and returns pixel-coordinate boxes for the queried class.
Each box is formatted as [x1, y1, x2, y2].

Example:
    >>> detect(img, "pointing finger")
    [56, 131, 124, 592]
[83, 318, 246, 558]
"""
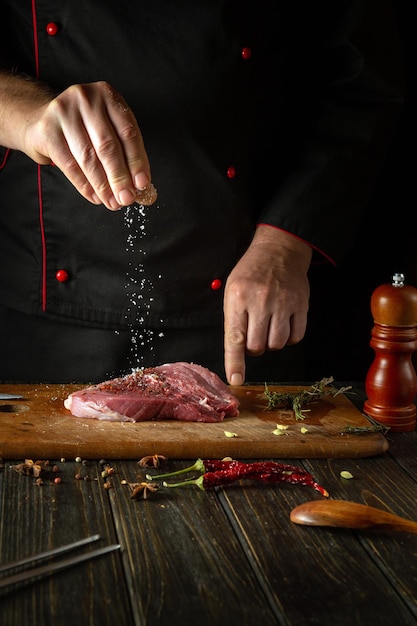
[224, 309, 248, 386]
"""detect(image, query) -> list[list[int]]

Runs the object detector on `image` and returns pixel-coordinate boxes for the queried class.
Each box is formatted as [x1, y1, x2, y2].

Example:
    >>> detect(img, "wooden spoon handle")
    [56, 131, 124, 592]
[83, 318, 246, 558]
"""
[290, 500, 417, 533]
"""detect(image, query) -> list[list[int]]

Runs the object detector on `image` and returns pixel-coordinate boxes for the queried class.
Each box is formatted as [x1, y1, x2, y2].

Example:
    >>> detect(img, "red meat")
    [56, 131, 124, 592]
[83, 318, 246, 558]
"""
[64, 362, 240, 423]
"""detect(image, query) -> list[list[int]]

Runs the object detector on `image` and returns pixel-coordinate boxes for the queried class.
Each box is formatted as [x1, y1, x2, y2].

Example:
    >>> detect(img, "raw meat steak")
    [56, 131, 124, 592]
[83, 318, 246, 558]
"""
[64, 362, 240, 423]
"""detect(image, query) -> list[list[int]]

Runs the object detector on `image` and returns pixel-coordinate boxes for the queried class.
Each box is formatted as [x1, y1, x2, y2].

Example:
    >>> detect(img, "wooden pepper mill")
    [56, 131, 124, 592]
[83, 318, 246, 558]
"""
[364, 273, 417, 432]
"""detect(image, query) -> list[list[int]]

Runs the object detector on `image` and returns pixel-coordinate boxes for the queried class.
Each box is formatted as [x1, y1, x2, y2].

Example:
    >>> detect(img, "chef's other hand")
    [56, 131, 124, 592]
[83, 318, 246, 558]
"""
[14, 79, 154, 210]
[223, 225, 312, 386]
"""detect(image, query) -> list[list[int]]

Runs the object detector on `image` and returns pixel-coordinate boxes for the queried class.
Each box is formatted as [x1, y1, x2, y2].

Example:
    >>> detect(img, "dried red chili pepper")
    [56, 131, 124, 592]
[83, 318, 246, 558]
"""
[147, 458, 309, 481]
[245, 471, 329, 497]
[224, 460, 311, 477]
[162, 470, 246, 490]
[161, 463, 328, 497]
[146, 457, 236, 480]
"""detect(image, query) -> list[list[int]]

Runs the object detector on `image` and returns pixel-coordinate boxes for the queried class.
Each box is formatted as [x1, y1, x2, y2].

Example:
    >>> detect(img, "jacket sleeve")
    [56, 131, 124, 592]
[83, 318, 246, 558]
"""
[256, 0, 404, 265]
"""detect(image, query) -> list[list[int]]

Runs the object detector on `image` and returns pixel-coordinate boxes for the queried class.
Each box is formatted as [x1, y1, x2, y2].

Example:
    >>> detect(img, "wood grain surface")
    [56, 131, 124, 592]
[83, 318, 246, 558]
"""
[0, 383, 388, 460]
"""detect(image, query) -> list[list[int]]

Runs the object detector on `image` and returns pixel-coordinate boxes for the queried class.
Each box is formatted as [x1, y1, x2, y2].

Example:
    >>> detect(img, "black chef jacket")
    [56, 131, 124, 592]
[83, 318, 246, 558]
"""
[0, 0, 403, 382]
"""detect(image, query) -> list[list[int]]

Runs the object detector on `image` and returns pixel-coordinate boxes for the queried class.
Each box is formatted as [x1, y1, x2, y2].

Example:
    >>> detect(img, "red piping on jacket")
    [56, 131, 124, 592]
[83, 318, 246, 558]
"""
[31, 0, 47, 311]
[31, 0, 40, 79]
[256, 223, 336, 267]
[0, 148, 10, 170]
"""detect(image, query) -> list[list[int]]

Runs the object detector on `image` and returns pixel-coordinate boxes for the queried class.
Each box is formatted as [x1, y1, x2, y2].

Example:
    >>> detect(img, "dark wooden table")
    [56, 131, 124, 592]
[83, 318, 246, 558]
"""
[2, 383, 417, 626]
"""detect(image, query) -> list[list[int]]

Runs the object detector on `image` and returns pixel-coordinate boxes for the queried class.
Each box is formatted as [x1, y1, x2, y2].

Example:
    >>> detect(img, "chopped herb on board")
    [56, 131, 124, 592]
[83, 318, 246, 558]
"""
[340, 416, 390, 435]
[261, 377, 352, 420]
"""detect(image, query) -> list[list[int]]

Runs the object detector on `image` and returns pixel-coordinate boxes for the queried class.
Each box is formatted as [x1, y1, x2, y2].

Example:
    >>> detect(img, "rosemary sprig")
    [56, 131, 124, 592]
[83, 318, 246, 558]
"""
[261, 377, 352, 420]
[340, 415, 390, 435]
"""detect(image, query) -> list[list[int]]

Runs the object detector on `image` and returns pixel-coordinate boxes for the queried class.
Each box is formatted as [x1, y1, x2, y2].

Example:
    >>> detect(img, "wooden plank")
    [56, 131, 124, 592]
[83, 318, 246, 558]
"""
[0, 460, 134, 626]
[0, 383, 388, 459]
[303, 453, 417, 622]
[216, 455, 417, 626]
[106, 460, 281, 626]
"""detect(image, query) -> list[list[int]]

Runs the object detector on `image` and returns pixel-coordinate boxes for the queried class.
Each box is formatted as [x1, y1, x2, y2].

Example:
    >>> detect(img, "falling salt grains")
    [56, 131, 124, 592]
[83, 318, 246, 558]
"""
[123, 203, 164, 367]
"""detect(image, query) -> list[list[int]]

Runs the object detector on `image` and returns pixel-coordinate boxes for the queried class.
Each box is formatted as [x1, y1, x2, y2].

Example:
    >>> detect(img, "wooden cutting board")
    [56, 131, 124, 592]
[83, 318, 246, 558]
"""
[0, 383, 388, 460]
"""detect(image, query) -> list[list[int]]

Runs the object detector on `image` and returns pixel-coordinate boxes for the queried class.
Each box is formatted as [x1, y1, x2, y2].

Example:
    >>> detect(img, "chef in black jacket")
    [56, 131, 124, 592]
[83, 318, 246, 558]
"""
[0, 1, 402, 384]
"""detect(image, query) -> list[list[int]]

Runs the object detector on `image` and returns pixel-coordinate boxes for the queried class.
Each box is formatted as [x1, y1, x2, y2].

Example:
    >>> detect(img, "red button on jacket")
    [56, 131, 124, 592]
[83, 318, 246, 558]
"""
[55, 269, 69, 282]
[241, 47, 252, 60]
[46, 22, 59, 36]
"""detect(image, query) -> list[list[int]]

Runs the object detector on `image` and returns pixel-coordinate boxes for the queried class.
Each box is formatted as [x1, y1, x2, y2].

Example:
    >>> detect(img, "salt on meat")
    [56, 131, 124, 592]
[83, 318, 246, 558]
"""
[64, 362, 240, 423]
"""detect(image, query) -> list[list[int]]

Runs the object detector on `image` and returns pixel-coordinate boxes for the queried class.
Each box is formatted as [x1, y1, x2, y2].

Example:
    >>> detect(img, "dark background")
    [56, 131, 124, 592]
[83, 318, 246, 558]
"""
[304, 0, 416, 382]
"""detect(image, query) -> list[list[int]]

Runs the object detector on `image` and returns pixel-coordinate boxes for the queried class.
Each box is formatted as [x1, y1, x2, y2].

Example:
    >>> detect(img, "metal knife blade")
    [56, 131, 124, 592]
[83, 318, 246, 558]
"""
[0, 393, 24, 400]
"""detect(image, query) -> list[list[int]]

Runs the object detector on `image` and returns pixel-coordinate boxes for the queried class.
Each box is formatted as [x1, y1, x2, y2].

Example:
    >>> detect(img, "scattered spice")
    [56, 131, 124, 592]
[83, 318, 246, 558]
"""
[11, 459, 66, 485]
[97, 462, 116, 490]
[138, 454, 167, 468]
[129, 481, 159, 500]
[12, 459, 49, 478]
[340, 470, 354, 479]
[101, 465, 116, 479]
[224, 431, 238, 438]
[74, 463, 91, 481]
[262, 377, 352, 420]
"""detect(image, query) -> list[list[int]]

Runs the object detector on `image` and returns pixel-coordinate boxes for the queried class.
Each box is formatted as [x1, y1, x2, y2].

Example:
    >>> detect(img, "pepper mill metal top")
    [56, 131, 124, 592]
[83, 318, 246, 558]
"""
[392, 272, 405, 287]
[370, 273, 417, 327]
